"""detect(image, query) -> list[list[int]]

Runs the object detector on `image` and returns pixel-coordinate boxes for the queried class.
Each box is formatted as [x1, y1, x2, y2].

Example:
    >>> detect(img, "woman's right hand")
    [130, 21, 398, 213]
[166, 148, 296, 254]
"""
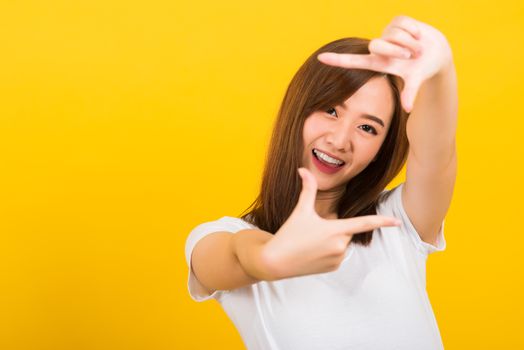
[261, 167, 402, 279]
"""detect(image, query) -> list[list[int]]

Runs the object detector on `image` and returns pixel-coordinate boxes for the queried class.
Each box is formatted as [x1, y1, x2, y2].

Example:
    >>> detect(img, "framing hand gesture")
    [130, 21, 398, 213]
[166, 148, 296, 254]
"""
[261, 168, 401, 279]
[317, 15, 453, 113]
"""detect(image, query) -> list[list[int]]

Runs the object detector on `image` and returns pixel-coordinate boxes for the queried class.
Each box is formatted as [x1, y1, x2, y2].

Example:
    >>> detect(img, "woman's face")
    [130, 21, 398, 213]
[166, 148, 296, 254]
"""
[302, 76, 395, 192]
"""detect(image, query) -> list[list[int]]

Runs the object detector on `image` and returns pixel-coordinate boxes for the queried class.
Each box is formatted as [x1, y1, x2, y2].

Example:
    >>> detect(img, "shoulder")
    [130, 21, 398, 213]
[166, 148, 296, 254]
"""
[187, 216, 257, 247]
[184, 216, 257, 302]
[190, 216, 256, 234]
[376, 183, 446, 256]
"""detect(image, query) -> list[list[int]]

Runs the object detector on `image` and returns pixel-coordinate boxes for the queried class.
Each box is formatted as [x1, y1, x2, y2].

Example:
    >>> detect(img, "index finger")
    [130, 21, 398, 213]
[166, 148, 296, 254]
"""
[317, 52, 392, 74]
[331, 215, 402, 235]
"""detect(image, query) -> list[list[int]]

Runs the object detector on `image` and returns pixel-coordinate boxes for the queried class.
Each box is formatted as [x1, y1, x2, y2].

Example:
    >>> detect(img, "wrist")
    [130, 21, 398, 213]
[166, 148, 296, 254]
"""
[232, 229, 279, 281]
[434, 54, 455, 80]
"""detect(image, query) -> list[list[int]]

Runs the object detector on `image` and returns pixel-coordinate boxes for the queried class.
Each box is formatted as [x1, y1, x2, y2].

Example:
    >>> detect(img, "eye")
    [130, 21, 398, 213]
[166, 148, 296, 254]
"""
[359, 125, 378, 135]
[326, 107, 338, 117]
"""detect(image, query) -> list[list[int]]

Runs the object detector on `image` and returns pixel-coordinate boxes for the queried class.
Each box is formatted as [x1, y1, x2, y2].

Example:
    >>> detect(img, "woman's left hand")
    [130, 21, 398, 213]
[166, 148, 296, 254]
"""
[317, 15, 453, 113]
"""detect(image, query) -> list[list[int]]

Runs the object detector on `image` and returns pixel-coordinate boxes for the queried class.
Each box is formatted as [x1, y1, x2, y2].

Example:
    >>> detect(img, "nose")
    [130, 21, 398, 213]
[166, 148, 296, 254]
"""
[326, 126, 353, 153]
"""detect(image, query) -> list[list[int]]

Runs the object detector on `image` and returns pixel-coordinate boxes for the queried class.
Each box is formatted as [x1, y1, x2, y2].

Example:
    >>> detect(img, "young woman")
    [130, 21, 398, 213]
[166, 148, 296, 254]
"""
[185, 15, 457, 350]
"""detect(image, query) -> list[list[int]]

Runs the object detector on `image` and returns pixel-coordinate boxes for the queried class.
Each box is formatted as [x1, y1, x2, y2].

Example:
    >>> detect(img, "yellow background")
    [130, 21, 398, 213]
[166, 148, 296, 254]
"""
[1, 1, 523, 349]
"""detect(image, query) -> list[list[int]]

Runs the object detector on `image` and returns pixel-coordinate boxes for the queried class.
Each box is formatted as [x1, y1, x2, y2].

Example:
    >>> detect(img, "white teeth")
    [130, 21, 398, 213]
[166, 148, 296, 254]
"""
[313, 149, 344, 165]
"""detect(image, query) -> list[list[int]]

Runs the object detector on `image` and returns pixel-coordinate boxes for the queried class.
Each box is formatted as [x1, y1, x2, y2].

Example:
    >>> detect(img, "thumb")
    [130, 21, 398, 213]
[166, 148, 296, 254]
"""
[296, 167, 318, 213]
[400, 77, 422, 113]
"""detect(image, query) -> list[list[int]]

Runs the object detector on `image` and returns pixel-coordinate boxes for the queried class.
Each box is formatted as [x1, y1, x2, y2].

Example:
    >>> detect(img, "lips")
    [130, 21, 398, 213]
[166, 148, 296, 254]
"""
[313, 148, 346, 165]
[311, 149, 345, 174]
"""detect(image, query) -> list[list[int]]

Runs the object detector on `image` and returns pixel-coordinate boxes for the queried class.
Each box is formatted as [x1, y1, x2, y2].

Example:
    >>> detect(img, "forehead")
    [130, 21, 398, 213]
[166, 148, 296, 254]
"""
[340, 76, 395, 125]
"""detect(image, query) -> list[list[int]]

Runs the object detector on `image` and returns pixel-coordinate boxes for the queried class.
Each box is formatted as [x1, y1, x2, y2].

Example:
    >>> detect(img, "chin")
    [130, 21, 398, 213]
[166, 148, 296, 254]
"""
[315, 177, 346, 192]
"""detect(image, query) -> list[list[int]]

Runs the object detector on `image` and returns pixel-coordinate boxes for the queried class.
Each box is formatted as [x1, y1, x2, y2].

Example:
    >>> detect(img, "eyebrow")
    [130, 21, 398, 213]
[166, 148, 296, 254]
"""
[339, 103, 385, 128]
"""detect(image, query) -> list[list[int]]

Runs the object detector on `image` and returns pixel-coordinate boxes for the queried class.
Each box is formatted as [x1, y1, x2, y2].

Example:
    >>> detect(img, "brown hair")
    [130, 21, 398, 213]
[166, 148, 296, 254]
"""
[239, 37, 409, 246]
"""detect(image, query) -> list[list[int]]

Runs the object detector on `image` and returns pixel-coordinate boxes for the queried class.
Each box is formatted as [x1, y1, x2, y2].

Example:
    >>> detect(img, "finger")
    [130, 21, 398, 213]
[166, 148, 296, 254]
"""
[317, 52, 393, 74]
[389, 15, 421, 40]
[400, 77, 422, 113]
[381, 27, 423, 56]
[369, 38, 413, 59]
[331, 215, 402, 235]
[296, 168, 318, 213]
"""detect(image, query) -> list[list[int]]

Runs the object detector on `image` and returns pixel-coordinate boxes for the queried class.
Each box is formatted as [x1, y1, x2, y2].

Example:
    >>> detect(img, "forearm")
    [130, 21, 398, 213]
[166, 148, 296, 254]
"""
[232, 229, 279, 282]
[406, 60, 458, 168]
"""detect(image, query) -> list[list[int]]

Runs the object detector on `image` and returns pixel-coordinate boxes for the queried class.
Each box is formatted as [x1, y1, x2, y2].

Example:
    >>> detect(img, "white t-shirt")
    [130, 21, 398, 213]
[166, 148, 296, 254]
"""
[185, 183, 446, 350]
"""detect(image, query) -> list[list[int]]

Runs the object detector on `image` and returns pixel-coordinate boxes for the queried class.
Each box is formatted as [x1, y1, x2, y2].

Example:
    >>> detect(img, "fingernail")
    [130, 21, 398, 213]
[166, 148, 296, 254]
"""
[395, 219, 402, 225]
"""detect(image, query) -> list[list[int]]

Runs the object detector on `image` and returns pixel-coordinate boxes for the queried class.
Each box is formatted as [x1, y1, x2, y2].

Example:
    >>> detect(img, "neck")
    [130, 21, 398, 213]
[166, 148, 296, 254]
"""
[315, 186, 345, 220]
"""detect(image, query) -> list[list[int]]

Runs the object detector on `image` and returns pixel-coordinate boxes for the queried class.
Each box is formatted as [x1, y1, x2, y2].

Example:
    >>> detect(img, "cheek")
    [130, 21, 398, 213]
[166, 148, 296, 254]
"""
[373, 137, 386, 152]
[367, 135, 388, 158]
[355, 135, 387, 163]
[303, 116, 325, 144]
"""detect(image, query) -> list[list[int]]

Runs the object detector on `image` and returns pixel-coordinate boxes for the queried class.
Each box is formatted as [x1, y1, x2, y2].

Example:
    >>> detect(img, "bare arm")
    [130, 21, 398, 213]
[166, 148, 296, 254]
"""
[404, 62, 457, 246]
[190, 229, 276, 294]
[190, 169, 401, 296]
[316, 16, 458, 247]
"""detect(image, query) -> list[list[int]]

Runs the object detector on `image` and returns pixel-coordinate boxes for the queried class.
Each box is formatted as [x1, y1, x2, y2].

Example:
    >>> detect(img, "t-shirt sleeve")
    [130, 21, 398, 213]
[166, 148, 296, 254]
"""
[184, 216, 253, 302]
[377, 183, 446, 256]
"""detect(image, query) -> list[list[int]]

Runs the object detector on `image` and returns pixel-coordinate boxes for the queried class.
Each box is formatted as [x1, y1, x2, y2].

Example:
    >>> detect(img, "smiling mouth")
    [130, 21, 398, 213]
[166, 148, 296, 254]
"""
[312, 149, 345, 168]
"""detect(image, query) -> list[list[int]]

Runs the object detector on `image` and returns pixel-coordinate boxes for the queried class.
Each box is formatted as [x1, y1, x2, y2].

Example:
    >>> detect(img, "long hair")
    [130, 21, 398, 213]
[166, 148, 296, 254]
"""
[239, 37, 409, 246]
